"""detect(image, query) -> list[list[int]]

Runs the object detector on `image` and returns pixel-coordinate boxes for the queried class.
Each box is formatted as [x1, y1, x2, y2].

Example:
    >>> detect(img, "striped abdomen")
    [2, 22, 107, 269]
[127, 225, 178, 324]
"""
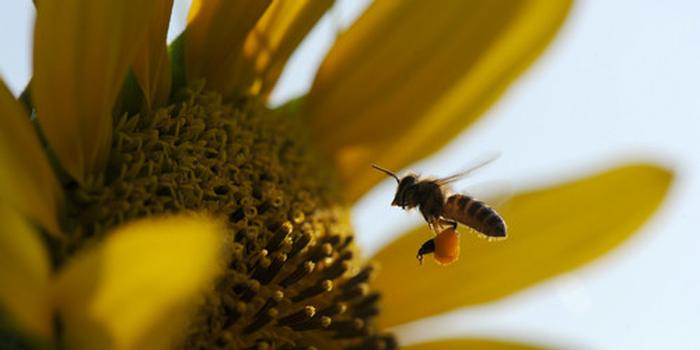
[443, 194, 506, 238]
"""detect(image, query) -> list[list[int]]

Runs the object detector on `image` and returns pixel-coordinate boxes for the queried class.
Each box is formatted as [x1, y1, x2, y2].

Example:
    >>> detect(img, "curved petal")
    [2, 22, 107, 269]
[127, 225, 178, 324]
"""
[132, 0, 174, 109]
[0, 80, 61, 235]
[227, 0, 334, 98]
[33, 0, 157, 183]
[54, 215, 225, 350]
[372, 164, 672, 328]
[0, 204, 51, 338]
[184, 0, 271, 93]
[305, 0, 573, 202]
[402, 338, 546, 350]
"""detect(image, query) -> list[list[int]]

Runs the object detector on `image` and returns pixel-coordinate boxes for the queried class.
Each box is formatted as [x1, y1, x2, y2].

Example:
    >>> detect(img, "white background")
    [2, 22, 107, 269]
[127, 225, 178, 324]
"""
[1, 1, 698, 349]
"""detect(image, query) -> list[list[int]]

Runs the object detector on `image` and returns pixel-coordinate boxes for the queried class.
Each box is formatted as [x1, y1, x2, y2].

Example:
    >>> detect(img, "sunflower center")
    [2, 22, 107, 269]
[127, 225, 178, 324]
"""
[62, 87, 395, 349]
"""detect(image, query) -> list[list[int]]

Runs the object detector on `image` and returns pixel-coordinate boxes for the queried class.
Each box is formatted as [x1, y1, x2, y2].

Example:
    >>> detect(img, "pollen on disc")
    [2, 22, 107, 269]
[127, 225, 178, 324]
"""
[434, 228, 460, 265]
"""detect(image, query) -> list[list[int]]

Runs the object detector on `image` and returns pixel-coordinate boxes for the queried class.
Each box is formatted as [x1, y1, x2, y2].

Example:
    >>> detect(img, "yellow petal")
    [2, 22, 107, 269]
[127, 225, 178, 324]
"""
[0, 204, 52, 338]
[226, 0, 334, 98]
[54, 215, 225, 350]
[184, 0, 271, 93]
[33, 0, 157, 183]
[306, 0, 573, 202]
[403, 338, 546, 350]
[0, 80, 61, 235]
[132, 0, 174, 109]
[372, 164, 672, 328]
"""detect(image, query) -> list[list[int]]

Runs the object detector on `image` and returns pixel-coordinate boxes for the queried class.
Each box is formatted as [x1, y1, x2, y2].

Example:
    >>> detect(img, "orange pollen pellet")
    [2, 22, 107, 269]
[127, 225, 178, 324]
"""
[433, 228, 460, 265]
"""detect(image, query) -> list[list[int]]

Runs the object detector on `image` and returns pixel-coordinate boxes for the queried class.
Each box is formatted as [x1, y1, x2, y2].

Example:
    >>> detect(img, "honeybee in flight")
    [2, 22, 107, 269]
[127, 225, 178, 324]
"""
[372, 160, 507, 264]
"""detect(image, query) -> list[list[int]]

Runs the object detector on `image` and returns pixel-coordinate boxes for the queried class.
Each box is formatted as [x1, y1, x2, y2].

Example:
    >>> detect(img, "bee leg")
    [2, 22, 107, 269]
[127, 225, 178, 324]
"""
[416, 238, 435, 265]
[427, 215, 444, 233]
[448, 220, 457, 230]
[427, 218, 437, 233]
[437, 218, 458, 230]
[429, 222, 438, 233]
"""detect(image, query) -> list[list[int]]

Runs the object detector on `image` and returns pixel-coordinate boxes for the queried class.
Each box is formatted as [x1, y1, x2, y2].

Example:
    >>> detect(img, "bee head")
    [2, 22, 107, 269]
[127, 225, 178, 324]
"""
[391, 175, 417, 208]
[370, 164, 418, 208]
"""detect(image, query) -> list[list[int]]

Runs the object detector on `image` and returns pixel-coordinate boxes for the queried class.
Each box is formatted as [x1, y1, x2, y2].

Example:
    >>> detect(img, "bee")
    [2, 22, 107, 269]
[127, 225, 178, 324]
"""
[372, 162, 507, 263]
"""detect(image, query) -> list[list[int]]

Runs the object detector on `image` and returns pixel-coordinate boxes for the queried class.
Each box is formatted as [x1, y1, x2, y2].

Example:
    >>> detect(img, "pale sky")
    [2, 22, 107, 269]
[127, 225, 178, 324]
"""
[1, 1, 698, 349]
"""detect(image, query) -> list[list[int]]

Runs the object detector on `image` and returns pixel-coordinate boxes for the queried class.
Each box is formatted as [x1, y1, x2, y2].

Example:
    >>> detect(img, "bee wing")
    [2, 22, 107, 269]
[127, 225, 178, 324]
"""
[435, 154, 500, 186]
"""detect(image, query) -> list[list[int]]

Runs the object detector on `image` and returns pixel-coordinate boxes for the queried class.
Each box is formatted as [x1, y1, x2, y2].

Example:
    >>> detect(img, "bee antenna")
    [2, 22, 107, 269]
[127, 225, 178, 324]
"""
[371, 164, 400, 183]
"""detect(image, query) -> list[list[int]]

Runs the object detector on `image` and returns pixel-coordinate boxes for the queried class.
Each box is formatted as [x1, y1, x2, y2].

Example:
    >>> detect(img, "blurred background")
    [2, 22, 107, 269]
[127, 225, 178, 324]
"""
[2, 1, 698, 349]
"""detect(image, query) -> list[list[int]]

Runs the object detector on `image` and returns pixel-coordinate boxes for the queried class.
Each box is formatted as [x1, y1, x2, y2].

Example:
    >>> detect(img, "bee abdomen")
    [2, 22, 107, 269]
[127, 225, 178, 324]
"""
[444, 194, 506, 238]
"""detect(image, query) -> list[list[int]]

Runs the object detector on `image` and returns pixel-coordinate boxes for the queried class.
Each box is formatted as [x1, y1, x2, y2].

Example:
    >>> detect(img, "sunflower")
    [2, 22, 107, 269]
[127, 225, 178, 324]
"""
[0, 1, 672, 350]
